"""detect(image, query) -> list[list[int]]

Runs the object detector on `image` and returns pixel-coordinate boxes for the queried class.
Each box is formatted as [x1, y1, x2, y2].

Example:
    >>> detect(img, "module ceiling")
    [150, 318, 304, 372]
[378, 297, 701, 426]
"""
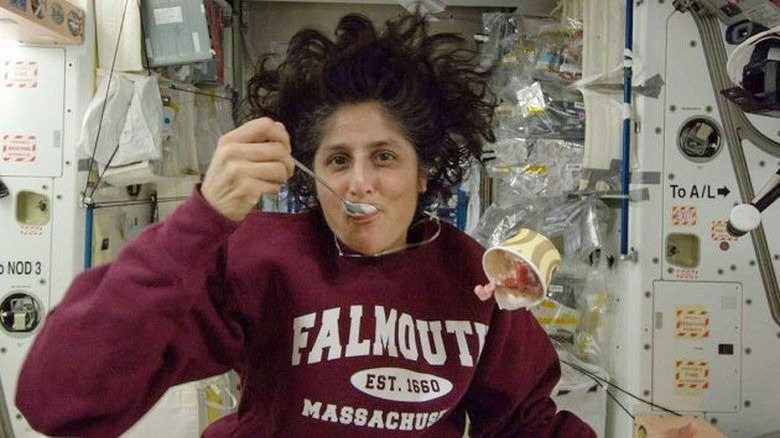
[244, 0, 554, 11]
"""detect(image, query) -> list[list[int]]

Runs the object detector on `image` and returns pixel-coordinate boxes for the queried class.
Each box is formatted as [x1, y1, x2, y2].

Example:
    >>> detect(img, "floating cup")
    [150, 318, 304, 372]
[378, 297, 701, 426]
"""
[482, 229, 561, 310]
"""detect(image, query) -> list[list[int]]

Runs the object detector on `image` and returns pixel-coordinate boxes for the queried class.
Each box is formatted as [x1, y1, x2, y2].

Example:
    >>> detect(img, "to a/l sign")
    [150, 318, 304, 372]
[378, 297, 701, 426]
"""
[670, 184, 730, 199]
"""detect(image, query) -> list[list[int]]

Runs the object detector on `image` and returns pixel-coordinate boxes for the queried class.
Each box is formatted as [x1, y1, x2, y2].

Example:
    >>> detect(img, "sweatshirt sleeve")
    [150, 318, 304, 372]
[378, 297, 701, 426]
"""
[462, 308, 596, 437]
[16, 189, 246, 437]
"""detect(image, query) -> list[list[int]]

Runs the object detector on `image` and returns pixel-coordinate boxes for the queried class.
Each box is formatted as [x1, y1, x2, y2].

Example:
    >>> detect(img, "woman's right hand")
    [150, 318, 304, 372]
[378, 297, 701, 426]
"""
[202, 118, 295, 222]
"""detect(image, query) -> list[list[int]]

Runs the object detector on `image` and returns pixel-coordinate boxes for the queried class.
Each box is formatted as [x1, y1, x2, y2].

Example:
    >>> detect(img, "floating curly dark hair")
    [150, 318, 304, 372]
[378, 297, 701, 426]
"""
[243, 13, 496, 210]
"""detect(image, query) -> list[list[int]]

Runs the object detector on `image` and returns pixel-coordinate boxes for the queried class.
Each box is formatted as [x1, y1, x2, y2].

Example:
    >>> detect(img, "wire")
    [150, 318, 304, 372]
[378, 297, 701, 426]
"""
[606, 388, 635, 420]
[83, 1, 230, 202]
[83, 2, 230, 198]
[88, 143, 122, 199]
[91, 195, 189, 210]
[567, 360, 636, 420]
[81, 0, 132, 204]
[167, 83, 232, 101]
[560, 359, 682, 417]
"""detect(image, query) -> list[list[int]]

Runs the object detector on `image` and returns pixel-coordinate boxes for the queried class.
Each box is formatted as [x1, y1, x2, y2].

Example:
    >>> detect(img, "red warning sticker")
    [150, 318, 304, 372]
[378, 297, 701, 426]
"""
[675, 305, 710, 338]
[672, 206, 697, 226]
[2, 135, 37, 162]
[674, 360, 710, 395]
[3, 61, 39, 88]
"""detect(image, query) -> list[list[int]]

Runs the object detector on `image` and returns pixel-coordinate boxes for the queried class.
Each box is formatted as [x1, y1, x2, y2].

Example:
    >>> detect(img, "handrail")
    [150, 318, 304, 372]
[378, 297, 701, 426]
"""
[620, 0, 635, 257]
[673, 1, 780, 326]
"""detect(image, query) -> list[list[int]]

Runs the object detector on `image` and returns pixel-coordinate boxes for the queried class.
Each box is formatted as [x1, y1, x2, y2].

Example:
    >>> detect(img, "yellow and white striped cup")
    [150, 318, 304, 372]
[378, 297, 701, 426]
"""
[482, 228, 561, 310]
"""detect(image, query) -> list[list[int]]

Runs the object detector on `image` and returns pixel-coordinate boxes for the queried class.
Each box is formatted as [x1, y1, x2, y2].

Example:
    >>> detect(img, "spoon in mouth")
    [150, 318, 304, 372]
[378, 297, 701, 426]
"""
[290, 157, 378, 217]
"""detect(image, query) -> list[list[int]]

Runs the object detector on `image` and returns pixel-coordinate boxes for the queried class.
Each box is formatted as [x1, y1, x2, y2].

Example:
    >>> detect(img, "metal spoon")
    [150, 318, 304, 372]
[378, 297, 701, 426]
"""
[290, 157, 378, 217]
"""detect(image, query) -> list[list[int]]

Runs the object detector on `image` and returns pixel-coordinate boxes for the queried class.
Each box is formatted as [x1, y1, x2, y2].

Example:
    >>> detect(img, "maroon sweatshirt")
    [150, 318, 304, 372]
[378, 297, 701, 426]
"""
[16, 190, 595, 437]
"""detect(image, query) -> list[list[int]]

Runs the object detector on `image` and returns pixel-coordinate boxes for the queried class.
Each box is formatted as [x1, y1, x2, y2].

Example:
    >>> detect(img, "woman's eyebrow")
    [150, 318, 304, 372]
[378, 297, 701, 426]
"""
[318, 143, 349, 154]
[369, 139, 401, 149]
[320, 139, 401, 152]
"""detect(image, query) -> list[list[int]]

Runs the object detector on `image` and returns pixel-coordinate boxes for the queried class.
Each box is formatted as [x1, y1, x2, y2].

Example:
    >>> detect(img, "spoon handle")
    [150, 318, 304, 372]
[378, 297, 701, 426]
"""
[290, 157, 345, 202]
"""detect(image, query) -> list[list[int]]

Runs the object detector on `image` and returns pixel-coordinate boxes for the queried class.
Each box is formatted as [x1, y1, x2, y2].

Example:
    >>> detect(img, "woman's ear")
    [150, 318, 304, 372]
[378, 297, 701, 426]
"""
[417, 167, 428, 194]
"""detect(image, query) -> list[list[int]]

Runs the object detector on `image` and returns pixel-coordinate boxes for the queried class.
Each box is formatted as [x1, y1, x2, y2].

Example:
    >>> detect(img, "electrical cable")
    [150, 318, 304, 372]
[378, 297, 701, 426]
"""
[84, 5, 231, 198]
[84, 6, 229, 198]
[564, 358, 635, 420]
[81, 0, 132, 203]
[167, 83, 232, 101]
[91, 195, 189, 210]
[561, 359, 682, 417]
[81, 0, 132, 268]
[88, 143, 122, 199]
[79, 0, 228, 264]
[606, 388, 635, 420]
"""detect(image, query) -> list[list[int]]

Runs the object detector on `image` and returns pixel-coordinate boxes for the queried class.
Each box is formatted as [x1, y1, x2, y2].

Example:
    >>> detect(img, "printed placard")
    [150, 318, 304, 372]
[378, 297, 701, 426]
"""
[675, 305, 710, 338]
[3, 61, 39, 88]
[672, 206, 697, 226]
[2, 135, 37, 162]
[674, 268, 699, 280]
[710, 220, 738, 242]
[20, 226, 44, 236]
[674, 360, 710, 395]
[153, 6, 183, 25]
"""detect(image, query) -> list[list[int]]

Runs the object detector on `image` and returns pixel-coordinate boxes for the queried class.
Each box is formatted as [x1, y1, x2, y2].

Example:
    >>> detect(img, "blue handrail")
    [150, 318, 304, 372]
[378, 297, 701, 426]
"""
[620, 0, 634, 256]
[84, 204, 93, 269]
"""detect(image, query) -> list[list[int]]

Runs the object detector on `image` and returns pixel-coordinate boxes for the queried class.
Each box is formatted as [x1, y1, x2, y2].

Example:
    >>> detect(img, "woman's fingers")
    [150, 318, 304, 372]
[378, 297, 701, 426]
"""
[218, 117, 290, 149]
[202, 119, 294, 222]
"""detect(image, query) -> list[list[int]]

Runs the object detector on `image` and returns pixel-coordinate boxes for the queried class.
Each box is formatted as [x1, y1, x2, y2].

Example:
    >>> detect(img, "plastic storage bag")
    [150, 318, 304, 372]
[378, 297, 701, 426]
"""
[116, 75, 163, 166]
[160, 84, 199, 176]
[552, 344, 609, 437]
[79, 75, 134, 166]
[492, 139, 584, 199]
[195, 88, 234, 174]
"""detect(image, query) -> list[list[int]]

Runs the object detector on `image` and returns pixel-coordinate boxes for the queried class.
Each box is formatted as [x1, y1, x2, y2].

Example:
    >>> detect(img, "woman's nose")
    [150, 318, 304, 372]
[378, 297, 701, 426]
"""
[347, 160, 374, 198]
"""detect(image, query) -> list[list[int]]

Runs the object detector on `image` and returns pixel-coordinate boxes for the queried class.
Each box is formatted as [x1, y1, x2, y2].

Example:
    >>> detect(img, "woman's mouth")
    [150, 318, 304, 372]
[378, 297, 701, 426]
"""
[348, 209, 379, 224]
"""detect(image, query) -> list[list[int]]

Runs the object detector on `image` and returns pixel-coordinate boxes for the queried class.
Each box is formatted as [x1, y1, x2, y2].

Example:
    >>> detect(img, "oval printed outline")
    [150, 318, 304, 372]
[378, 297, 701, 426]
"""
[350, 367, 453, 403]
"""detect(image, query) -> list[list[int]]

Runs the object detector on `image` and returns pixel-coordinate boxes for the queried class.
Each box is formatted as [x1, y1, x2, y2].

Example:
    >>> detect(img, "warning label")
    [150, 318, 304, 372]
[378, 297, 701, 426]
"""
[20, 225, 44, 236]
[675, 306, 710, 338]
[674, 360, 710, 395]
[2, 135, 37, 162]
[672, 206, 697, 226]
[674, 268, 699, 280]
[711, 220, 738, 242]
[3, 61, 39, 88]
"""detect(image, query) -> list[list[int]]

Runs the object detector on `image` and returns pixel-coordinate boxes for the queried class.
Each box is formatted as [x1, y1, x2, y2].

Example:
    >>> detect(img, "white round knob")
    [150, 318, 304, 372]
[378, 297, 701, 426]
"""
[728, 203, 761, 235]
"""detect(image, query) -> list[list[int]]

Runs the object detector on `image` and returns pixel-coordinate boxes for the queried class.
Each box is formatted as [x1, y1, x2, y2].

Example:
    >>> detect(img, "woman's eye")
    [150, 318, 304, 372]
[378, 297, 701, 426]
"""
[377, 151, 396, 162]
[328, 155, 349, 167]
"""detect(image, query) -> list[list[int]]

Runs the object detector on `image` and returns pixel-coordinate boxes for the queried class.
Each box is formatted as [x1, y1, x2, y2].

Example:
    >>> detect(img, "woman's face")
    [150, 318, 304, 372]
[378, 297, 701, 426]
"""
[313, 102, 426, 255]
